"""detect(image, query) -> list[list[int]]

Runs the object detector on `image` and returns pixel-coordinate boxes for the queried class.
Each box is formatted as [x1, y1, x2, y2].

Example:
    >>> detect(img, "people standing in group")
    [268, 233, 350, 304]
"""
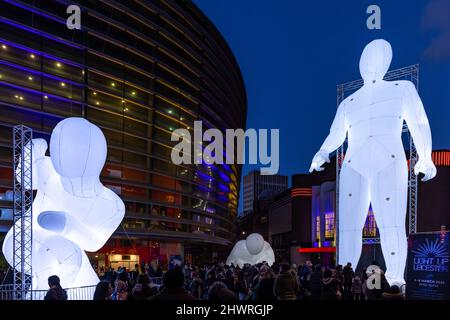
[90, 259, 403, 302]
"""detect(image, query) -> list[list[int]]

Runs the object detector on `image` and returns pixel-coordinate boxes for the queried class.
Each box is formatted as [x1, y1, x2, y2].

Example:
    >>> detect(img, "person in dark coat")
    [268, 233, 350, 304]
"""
[207, 281, 238, 301]
[343, 262, 355, 298]
[132, 273, 158, 300]
[274, 263, 299, 300]
[93, 281, 113, 300]
[148, 261, 163, 278]
[321, 269, 340, 300]
[149, 267, 197, 300]
[254, 267, 276, 301]
[309, 264, 323, 301]
[44, 275, 68, 300]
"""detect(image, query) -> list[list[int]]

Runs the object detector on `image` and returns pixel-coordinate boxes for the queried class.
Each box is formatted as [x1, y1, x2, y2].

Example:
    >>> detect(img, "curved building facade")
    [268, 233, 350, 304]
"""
[0, 0, 246, 268]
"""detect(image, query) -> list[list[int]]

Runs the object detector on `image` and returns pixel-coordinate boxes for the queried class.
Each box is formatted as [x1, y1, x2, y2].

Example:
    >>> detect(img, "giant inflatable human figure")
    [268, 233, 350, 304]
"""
[309, 39, 436, 285]
[226, 233, 275, 268]
[2, 118, 125, 294]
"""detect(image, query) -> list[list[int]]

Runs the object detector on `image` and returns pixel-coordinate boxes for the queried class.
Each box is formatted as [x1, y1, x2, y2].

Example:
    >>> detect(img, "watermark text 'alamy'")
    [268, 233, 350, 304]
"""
[171, 121, 279, 175]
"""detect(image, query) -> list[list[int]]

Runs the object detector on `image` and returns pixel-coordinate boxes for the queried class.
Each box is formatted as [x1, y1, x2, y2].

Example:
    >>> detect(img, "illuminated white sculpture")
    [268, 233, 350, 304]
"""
[309, 39, 436, 285]
[226, 233, 275, 267]
[2, 118, 125, 293]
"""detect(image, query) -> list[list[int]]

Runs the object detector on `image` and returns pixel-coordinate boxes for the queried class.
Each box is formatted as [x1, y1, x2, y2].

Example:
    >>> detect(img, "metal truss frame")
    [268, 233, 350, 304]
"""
[12, 125, 33, 300]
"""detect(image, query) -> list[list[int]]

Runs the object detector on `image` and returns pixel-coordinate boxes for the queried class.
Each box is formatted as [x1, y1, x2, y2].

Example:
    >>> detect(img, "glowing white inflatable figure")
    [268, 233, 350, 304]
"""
[309, 39, 436, 285]
[2, 118, 125, 294]
[226, 233, 275, 268]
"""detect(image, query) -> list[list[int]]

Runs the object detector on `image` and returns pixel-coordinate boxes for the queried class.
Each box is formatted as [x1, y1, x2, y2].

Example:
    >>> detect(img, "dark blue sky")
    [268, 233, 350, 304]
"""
[194, 0, 450, 212]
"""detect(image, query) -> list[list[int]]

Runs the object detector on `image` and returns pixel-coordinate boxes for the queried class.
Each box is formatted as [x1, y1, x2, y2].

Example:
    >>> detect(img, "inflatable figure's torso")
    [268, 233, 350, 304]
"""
[343, 80, 411, 178]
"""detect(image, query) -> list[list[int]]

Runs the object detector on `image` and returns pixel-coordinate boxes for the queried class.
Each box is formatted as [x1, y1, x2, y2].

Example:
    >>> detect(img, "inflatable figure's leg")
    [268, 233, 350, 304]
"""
[370, 160, 408, 284]
[338, 166, 370, 268]
[33, 235, 83, 290]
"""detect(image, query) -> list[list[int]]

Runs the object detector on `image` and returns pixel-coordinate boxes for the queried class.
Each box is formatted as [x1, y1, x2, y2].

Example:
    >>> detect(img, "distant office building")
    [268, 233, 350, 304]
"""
[243, 170, 288, 215]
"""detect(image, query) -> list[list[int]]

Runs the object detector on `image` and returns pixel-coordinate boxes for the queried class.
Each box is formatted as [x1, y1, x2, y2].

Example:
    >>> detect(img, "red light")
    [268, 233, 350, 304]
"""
[297, 247, 336, 253]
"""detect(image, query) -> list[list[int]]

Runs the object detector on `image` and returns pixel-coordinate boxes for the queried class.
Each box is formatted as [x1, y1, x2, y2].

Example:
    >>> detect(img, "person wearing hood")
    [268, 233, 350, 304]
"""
[44, 275, 68, 300]
[274, 263, 299, 300]
[321, 269, 341, 300]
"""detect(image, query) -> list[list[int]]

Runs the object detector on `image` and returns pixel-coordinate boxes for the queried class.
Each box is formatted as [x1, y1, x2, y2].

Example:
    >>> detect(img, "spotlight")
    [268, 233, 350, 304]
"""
[56, 62, 62, 68]
[60, 82, 66, 87]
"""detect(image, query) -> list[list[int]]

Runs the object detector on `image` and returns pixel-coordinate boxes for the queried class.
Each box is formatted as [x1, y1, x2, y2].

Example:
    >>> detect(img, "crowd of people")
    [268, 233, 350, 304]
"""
[87, 260, 405, 301]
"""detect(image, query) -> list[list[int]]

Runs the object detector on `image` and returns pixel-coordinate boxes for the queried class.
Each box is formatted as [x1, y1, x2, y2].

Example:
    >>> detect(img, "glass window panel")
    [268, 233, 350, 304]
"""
[87, 108, 123, 131]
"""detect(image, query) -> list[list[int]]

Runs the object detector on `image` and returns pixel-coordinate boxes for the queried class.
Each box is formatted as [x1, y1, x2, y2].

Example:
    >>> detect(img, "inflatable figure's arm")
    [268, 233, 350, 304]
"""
[38, 193, 125, 252]
[402, 81, 436, 181]
[310, 102, 348, 172]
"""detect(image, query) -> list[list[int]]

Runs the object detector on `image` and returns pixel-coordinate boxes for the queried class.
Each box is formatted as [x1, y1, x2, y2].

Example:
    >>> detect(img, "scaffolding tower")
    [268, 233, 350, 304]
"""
[335, 65, 420, 263]
[12, 125, 33, 300]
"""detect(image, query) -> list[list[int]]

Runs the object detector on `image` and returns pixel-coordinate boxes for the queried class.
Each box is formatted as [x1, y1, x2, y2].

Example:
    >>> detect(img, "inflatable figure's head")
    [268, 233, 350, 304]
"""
[246, 233, 264, 255]
[50, 117, 106, 180]
[359, 39, 392, 83]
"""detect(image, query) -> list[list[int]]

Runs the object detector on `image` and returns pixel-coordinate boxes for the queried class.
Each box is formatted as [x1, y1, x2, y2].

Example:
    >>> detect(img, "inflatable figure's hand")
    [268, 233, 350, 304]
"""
[414, 158, 437, 182]
[309, 149, 330, 173]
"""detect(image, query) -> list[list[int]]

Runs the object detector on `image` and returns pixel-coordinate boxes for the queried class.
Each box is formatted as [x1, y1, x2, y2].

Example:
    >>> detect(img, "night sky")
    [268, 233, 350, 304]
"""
[194, 0, 450, 212]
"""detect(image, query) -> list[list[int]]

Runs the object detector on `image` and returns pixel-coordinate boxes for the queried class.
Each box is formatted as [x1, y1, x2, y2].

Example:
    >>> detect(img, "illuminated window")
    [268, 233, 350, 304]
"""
[325, 212, 335, 238]
[363, 210, 377, 237]
[316, 215, 320, 241]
